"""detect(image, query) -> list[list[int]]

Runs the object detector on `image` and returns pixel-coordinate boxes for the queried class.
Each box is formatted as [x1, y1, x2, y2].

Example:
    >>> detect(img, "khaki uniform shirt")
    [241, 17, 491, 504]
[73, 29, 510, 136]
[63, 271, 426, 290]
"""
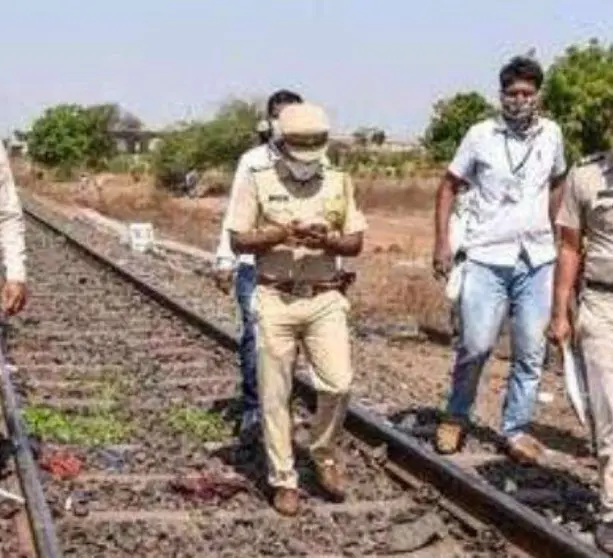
[227, 161, 367, 283]
[0, 144, 26, 282]
[557, 152, 613, 283]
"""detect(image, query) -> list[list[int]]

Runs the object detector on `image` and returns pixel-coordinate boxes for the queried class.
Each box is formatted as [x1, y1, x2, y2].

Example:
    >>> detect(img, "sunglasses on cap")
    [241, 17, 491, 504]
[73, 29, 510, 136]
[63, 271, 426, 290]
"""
[282, 132, 329, 149]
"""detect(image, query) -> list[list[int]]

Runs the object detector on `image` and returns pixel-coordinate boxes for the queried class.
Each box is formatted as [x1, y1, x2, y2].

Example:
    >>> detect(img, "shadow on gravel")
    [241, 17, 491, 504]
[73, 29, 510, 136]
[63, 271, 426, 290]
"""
[529, 421, 592, 458]
[212, 424, 343, 506]
[476, 459, 598, 532]
[388, 405, 599, 533]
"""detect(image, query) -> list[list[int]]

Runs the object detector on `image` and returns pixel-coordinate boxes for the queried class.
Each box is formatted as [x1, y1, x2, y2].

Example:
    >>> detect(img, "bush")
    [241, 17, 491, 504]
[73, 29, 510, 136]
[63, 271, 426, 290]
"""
[542, 39, 613, 163]
[151, 99, 262, 191]
[422, 92, 495, 163]
[27, 103, 143, 176]
[27, 105, 92, 173]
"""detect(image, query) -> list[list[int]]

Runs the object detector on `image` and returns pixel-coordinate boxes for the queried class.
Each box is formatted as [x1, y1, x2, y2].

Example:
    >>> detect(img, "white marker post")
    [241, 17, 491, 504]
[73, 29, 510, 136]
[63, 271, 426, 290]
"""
[128, 223, 155, 253]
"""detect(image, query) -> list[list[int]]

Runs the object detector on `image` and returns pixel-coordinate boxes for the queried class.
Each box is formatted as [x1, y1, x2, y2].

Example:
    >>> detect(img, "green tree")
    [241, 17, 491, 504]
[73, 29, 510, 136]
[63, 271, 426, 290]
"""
[27, 102, 144, 173]
[371, 128, 386, 146]
[27, 104, 92, 170]
[151, 98, 263, 190]
[541, 39, 613, 163]
[422, 92, 495, 162]
[82, 104, 120, 168]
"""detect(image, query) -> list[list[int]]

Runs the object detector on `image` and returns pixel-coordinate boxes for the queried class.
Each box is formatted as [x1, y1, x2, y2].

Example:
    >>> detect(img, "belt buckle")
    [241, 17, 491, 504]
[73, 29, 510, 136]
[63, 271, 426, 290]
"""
[291, 281, 313, 297]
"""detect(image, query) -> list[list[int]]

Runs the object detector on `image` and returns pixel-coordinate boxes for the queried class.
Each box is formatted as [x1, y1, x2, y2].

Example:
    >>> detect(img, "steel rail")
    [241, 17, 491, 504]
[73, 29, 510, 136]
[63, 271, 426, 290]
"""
[23, 197, 607, 558]
[0, 320, 63, 557]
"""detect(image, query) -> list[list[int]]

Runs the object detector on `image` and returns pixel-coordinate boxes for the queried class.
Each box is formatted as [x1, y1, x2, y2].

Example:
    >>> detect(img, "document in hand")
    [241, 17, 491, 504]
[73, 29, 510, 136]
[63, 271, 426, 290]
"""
[561, 341, 589, 426]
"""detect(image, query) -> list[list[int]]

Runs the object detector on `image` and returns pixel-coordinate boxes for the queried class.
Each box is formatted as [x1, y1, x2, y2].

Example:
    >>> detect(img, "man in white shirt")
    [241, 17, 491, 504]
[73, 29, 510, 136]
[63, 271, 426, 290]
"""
[214, 90, 304, 441]
[432, 56, 567, 463]
[0, 143, 27, 317]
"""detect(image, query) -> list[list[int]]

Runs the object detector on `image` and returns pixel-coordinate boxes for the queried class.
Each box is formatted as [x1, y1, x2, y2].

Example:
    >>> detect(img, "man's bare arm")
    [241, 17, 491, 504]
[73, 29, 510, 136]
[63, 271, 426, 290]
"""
[435, 172, 461, 245]
[432, 172, 463, 278]
[551, 226, 582, 321]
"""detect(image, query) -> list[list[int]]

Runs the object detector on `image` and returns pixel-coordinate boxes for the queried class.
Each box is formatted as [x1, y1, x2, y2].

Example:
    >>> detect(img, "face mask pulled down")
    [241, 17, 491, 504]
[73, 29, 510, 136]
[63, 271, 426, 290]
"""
[501, 94, 538, 133]
[281, 158, 322, 182]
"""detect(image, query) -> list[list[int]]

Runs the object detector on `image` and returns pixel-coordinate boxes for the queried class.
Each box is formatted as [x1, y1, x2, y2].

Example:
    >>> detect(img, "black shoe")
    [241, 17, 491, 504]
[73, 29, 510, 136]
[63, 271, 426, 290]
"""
[595, 522, 613, 554]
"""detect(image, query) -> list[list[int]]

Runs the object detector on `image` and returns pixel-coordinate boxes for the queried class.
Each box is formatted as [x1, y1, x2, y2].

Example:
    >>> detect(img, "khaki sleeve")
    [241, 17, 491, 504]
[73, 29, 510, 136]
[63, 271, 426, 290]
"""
[556, 166, 585, 231]
[226, 166, 259, 233]
[0, 145, 26, 282]
[341, 173, 367, 235]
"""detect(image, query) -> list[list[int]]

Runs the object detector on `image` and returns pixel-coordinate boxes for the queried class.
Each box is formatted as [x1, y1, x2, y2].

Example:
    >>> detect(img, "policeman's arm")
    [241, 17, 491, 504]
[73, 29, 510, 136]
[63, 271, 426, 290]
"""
[0, 145, 26, 283]
[549, 172, 567, 221]
[324, 232, 363, 257]
[215, 154, 250, 270]
[228, 172, 288, 255]
[551, 226, 581, 321]
[231, 226, 288, 255]
[551, 167, 583, 321]
[549, 125, 569, 229]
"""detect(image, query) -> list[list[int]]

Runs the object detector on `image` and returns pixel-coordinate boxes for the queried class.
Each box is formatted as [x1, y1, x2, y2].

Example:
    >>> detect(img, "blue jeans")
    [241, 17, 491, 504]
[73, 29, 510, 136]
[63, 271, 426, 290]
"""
[446, 254, 553, 437]
[235, 263, 258, 414]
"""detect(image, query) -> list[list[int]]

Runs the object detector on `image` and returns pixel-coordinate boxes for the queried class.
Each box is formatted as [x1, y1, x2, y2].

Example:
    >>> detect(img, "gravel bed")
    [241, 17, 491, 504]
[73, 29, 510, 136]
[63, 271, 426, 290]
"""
[6, 212, 519, 557]
[16, 193, 600, 555]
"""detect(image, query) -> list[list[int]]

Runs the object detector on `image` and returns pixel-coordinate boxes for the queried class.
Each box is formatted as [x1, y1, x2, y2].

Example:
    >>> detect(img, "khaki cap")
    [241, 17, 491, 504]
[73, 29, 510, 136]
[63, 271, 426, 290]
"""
[278, 102, 330, 162]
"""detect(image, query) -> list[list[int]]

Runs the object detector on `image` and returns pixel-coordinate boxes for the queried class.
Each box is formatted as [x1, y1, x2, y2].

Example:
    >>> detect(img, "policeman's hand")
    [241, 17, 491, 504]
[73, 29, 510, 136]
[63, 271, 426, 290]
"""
[547, 314, 572, 346]
[2, 281, 27, 316]
[288, 221, 330, 249]
[213, 269, 234, 295]
[432, 239, 453, 281]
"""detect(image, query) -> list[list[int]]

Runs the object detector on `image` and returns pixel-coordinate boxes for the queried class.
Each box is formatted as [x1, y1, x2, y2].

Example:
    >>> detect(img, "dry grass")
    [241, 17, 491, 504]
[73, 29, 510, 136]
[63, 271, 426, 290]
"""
[354, 174, 440, 214]
[351, 252, 448, 329]
[15, 160, 446, 328]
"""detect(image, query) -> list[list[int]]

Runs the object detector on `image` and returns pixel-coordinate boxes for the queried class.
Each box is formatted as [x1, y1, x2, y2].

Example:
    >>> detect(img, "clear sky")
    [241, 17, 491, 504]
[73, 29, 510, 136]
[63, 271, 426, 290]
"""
[2, 1, 612, 140]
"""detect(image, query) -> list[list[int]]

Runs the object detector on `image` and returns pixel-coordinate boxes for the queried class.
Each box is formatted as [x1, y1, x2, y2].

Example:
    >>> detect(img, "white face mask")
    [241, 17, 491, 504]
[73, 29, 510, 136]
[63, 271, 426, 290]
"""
[282, 158, 321, 182]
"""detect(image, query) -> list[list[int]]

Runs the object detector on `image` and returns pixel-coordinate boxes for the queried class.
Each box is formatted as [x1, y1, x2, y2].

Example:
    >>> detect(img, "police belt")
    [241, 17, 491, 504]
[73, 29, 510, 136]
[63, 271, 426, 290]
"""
[257, 275, 346, 297]
[585, 279, 613, 293]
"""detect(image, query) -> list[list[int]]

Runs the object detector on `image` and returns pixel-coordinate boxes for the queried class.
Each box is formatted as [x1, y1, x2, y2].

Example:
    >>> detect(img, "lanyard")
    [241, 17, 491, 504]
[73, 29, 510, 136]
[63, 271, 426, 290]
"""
[504, 134, 535, 177]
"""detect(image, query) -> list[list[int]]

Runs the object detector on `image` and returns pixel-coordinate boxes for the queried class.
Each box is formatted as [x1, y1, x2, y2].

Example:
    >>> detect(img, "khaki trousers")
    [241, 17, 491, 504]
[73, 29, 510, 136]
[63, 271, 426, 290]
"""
[578, 290, 613, 521]
[253, 285, 353, 489]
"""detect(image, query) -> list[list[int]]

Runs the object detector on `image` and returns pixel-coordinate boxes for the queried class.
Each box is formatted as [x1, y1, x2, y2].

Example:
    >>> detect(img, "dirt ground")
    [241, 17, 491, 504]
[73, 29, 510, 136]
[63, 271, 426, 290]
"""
[13, 162, 591, 457]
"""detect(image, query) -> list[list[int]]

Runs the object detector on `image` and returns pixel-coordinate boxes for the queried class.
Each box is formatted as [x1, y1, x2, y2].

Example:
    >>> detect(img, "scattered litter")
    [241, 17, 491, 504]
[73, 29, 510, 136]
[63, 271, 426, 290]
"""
[0, 488, 25, 505]
[0, 437, 15, 470]
[503, 478, 518, 494]
[97, 448, 126, 472]
[388, 511, 446, 553]
[39, 450, 82, 479]
[538, 391, 554, 404]
[169, 472, 249, 502]
[65, 490, 93, 516]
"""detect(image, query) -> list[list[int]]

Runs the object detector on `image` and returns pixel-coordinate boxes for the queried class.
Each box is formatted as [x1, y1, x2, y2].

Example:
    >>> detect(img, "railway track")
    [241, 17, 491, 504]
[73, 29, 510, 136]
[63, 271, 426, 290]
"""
[0, 196, 606, 556]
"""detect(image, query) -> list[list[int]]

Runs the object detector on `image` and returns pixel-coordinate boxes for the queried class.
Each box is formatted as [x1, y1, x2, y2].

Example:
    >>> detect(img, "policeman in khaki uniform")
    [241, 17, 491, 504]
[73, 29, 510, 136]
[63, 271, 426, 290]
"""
[227, 102, 366, 516]
[548, 151, 613, 554]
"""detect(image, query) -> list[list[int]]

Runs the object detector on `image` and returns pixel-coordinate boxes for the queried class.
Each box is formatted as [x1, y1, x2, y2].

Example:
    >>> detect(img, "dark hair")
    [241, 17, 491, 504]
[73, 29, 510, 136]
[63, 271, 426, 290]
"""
[499, 56, 544, 91]
[266, 89, 303, 117]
